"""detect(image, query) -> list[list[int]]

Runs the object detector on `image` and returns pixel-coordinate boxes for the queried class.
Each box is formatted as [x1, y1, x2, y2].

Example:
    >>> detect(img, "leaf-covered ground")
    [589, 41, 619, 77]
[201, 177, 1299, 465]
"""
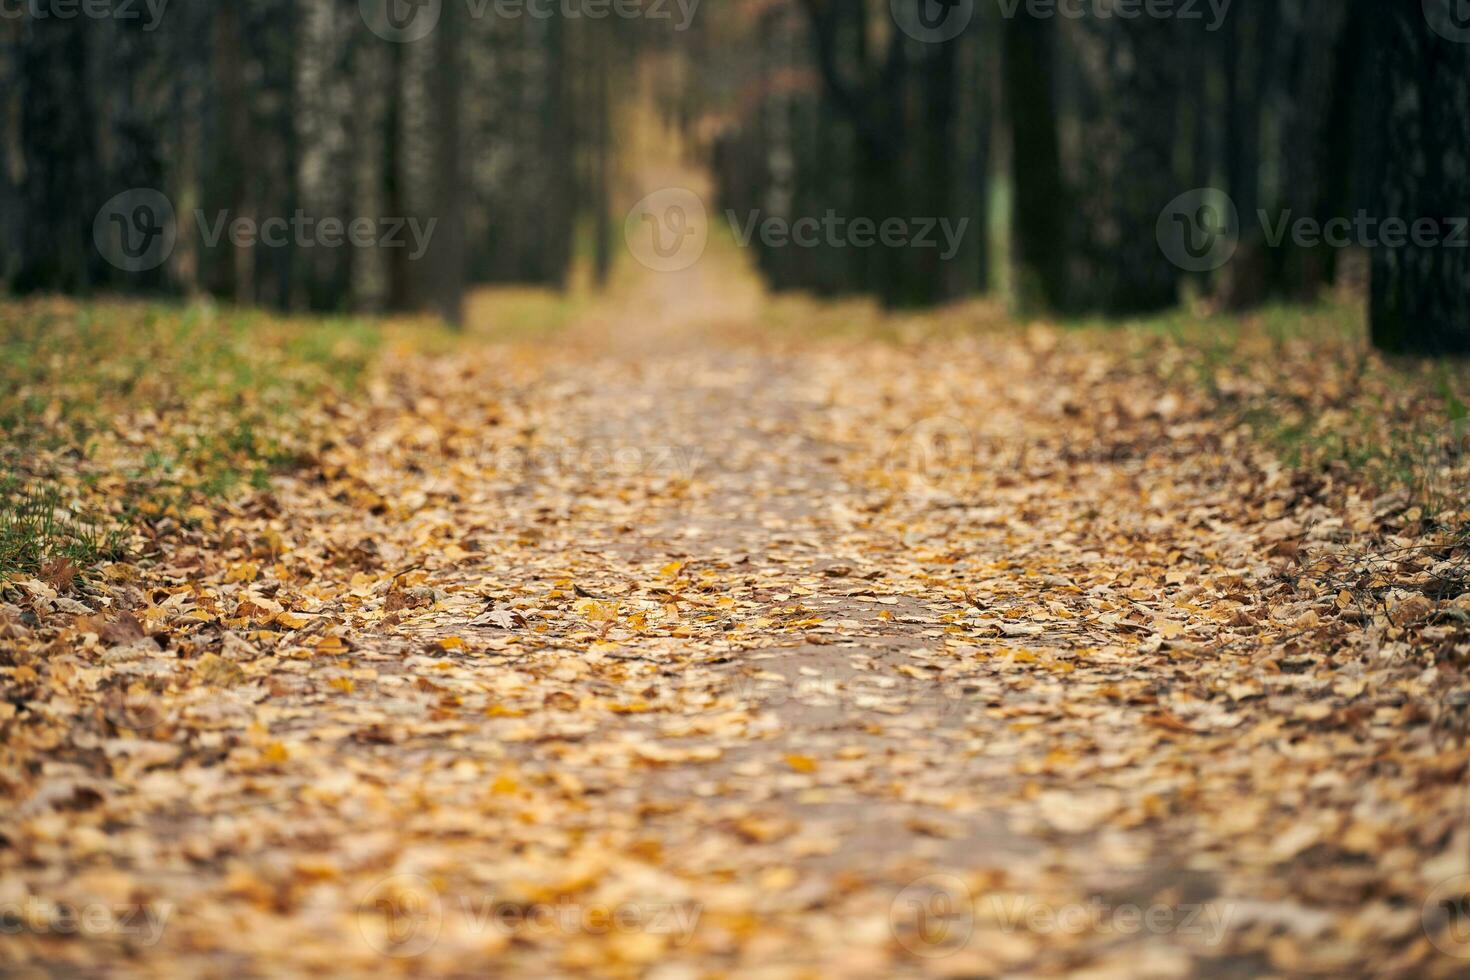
[3, 257, 1470, 977]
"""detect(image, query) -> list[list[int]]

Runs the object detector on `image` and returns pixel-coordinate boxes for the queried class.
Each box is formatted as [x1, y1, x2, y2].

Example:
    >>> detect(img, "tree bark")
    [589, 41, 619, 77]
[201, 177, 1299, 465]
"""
[382, 40, 413, 311]
[1369, 1, 1470, 356]
[1003, 11, 1069, 312]
[431, 0, 465, 327]
[16, 19, 95, 293]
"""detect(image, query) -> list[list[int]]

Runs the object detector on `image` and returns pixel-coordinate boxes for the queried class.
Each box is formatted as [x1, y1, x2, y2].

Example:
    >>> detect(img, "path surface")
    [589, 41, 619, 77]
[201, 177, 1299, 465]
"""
[6, 242, 1470, 978]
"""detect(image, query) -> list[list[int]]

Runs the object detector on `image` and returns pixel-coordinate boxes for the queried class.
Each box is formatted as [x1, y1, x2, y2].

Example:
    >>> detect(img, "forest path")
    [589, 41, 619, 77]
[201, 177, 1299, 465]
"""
[8, 237, 1469, 978]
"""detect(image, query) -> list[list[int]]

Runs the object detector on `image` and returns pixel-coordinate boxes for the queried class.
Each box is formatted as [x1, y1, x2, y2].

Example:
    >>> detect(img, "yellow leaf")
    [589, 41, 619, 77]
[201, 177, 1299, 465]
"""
[225, 562, 259, 584]
[574, 598, 618, 622]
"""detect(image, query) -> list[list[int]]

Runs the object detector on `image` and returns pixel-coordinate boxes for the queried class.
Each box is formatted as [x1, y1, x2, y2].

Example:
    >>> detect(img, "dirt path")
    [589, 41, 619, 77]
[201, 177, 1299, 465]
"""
[5, 240, 1470, 978]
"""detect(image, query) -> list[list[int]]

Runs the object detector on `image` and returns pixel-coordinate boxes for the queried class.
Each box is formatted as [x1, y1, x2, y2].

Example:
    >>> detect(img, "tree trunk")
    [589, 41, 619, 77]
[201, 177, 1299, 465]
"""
[431, 0, 465, 327]
[1369, 1, 1470, 356]
[541, 14, 573, 289]
[16, 19, 95, 293]
[382, 40, 412, 311]
[591, 28, 612, 289]
[913, 32, 958, 305]
[1003, 11, 1069, 312]
[953, 23, 994, 298]
[1105, 16, 1182, 314]
[1220, 0, 1272, 310]
[1269, 0, 1346, 301]
[211, 4, 252, 304]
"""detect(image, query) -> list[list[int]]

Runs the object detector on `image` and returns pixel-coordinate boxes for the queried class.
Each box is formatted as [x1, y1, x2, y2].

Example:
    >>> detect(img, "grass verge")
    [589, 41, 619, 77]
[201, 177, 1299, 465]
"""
[0, 297, 381, 579]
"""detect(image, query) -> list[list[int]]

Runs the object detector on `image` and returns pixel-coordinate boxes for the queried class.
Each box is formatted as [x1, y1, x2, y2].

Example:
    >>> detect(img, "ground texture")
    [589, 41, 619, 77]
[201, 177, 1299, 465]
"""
[4, 259, 1470, 977]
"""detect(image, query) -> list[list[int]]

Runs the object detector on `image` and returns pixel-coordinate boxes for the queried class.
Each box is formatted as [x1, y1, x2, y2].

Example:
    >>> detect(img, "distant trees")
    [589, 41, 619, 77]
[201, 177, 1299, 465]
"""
[2, 0, 1465, 357]
[708, 1, 1215, 314]
[711, 0, 992, 307]
[703, 0, 1464, 355]
[0, 1, 617, 317]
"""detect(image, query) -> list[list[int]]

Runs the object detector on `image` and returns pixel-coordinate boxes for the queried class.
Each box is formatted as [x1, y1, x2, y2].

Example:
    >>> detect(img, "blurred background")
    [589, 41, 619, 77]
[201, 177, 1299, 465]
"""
[0, 1, 1465, 351]
[5, 9, 1470, 975]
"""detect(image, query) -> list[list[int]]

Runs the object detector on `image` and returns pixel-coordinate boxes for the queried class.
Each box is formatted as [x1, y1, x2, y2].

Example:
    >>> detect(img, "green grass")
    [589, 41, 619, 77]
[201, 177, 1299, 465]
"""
[0, 476, 125, 576]
[1066, 297, 1470, 517]
[760, 280, 1470, 517]
[0, 285, 589, 581]
[0, 298, 382, 579]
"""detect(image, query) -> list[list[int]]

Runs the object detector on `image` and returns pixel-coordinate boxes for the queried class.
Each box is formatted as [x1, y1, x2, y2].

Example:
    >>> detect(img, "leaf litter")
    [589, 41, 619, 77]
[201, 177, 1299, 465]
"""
[2, 277, 1470, 977]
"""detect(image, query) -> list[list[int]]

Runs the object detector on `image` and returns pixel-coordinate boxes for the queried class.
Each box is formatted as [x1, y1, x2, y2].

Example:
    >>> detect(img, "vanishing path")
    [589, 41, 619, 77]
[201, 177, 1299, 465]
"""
[8, 239, 1468, 977]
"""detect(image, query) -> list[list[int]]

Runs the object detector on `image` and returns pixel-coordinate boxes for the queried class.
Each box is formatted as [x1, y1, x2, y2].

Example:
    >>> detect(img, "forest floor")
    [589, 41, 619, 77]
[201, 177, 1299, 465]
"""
[4, 236, 1470, 978]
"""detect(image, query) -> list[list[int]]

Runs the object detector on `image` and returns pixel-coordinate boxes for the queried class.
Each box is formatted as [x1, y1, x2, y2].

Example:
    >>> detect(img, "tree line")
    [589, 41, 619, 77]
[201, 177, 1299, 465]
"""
[0, 0, 637, 324]
[1, 1, 1467, 354]
[703, 0, 1470, 354]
